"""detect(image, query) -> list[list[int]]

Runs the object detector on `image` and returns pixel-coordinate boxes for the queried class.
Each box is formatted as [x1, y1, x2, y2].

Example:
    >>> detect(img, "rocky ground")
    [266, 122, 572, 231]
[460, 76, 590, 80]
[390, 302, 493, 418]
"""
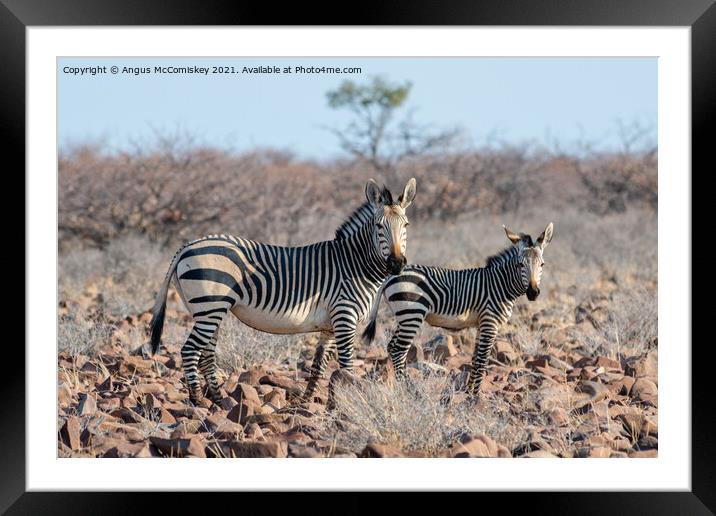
[58, 281, 658, 459]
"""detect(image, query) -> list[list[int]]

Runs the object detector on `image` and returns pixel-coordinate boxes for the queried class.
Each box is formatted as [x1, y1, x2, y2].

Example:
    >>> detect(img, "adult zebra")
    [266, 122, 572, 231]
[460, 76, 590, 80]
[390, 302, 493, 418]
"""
[363, 222, 554, 396]
[149, 178, 417, 404]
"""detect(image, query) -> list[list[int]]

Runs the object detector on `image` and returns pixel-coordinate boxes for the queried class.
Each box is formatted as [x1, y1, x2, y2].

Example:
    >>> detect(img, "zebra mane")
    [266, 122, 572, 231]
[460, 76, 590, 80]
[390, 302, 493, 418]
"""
[334, 200, 377, 240]
[485, 245, 519, 268]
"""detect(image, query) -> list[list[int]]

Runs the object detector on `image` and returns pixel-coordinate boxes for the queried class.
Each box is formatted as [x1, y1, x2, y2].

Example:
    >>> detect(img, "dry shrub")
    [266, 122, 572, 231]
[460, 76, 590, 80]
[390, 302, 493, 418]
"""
[59, 142, 656, 250]
[579, 284, 658, 359]
[58, 311, 114, 358]
[60, 236, 168, 319]
[318, 370, 588, 456]
[214, 316, 304, 375]
[572, 152, 658, 214]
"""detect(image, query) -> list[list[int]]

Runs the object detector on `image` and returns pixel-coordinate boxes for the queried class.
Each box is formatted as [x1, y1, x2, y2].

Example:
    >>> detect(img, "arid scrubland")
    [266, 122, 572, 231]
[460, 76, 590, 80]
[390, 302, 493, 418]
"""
[58, 144, 657, 458]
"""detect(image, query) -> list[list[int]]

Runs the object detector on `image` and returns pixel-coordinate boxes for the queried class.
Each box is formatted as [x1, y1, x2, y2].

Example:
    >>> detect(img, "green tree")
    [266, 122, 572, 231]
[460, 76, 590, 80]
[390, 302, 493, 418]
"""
[326, 76, 459, 173]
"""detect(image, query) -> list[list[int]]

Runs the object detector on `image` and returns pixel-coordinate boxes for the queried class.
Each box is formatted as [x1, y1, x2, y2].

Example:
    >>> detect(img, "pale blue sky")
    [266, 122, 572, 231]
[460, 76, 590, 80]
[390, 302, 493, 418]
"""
[58, 57, 657, 158]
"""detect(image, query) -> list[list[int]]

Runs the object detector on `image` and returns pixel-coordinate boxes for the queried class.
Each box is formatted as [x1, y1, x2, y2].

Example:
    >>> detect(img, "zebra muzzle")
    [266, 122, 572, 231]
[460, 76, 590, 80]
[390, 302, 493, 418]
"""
[387, 255, 407, 275]
[526, 285, 540, 301]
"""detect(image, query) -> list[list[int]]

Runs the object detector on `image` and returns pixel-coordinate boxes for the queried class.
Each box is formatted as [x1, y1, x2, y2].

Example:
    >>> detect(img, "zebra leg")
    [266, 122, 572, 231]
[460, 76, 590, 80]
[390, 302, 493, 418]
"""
[181, 318, 224, 403]
[304, 331, 336, 399]
[198, 327, 222, 404]
[388, 327, 415, 379]
[467, 318, 499, 396]
[388, 313, 425, 378]
[328, 304, 359, 371]
[333, 319, 358, 370]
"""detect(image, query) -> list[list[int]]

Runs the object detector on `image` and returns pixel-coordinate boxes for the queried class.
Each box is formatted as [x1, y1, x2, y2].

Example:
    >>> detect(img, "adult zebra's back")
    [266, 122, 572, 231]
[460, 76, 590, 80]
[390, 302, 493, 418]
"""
[150, 178, 417, 404]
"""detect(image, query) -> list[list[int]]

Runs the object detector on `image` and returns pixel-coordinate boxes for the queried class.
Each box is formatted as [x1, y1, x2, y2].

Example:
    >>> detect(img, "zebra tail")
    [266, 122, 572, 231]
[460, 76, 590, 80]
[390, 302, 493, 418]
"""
[150, 255, 178, 356]
[362, 282, 386, 345]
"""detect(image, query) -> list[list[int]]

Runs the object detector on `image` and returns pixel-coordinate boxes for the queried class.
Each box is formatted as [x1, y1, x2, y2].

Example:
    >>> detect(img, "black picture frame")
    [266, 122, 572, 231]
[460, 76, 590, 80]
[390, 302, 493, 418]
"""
[4, 0, 711, 512]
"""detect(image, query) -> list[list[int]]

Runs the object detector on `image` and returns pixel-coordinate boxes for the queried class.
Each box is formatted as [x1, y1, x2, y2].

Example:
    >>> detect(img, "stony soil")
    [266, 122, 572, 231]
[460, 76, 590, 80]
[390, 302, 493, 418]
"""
[58, 285, 658, 459]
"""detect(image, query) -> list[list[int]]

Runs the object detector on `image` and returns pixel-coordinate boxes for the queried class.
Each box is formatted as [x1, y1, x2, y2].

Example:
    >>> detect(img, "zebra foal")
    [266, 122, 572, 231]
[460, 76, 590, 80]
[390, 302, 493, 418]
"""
[149, 178, 417, 404]
[363, 222, 554, 396]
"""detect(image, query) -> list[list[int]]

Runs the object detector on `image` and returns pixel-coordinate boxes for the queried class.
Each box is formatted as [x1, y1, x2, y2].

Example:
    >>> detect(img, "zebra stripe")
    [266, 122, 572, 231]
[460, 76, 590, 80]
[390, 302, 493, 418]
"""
[150, 179, 417, 403]
[363, 222, 554, 396]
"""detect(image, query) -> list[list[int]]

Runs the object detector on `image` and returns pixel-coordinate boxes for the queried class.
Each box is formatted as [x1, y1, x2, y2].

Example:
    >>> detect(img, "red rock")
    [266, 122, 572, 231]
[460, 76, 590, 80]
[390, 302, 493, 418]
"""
[77, 393, 97, 416]
[244, 423, 264, 440]
[567, 368, 582, 382]
[95, 375, 113, 392]
[102, 442, 151, 458]
[91, 420, 146, 441]
[60, 416, 81, 451]
[87, 435, 124, 456]
[628, 449, 658, 458]
[166, 405, 209, 420]
[642, 416, 658, 436]
[527, 357, 550, 369]
[495, 340, 519, 365]
[624, 350, 657, 378]
[158, 407, 176, 424]
[220, 374, 237, 393]
[121, 356, 155, 374]
[227, 400, 254, 425]
[264, 390, 285, 408]
[110, 407, 146, 424]
[58, 385, 73, 408]
[595, 356, 621, 371]
[406, 343, 424, 363]
[257, 384, 274, 396]
[607, 376, 635, 396]
[259, 375, 304, 396]
[170, 419, 203, 438]
[548, 408, 569, 426]
[522, 450, 558, 458]
[150, 437, 206, 458]
[244, 412, 288, 426]
[288, 443, 323, 458]
[230, 383, 262, 406]
[135, 383, 165, 395]
[360, 443, 405, 458]
[638, 394, 658, 407]
[587, 447, 612, 458]
[205, 413, 243, 437]
[444, 354, 472, 371]
[630, 378, 657, 399]
[451, 437, 491, 458]
[617, 413, 645, 439]
[576, 380, 609, 403]
[637, 435, 659, 450]
[97, 397, 121, 411]
[219, 396, 238, 411]
[214, 440, 288, 458]
[610, 436, 632, 451]
[238, 368, 263, 385]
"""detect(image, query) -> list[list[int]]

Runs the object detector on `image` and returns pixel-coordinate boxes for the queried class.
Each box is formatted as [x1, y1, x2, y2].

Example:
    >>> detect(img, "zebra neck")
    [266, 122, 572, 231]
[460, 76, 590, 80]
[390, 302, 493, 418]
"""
[485, 257, 526, 302]
[333, 224, 388, 285]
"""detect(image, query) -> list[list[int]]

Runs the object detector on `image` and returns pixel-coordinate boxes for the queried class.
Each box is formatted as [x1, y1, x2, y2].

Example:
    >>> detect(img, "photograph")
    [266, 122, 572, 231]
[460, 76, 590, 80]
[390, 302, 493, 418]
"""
[56, 56, 659, 459]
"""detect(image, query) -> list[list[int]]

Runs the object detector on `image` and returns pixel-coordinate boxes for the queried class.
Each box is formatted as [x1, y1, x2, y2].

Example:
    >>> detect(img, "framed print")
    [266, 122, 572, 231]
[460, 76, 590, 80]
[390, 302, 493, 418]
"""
[5, 0, 712, 512]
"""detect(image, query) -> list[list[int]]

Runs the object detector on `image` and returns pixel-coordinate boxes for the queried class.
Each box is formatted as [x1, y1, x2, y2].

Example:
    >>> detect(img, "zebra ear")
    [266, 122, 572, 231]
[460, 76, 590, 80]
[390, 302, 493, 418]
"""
[537, 222, 554, 248]
[399, 178, 417, 209]
[365, 179, 383, 208]
[503, 225, 522, 245]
